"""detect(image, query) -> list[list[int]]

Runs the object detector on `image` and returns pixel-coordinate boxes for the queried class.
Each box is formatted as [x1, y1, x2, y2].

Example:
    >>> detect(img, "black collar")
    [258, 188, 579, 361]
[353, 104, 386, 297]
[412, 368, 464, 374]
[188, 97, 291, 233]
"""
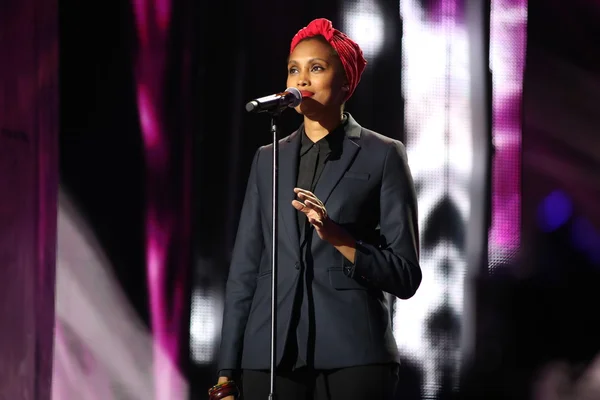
[299, 114, 348, 158]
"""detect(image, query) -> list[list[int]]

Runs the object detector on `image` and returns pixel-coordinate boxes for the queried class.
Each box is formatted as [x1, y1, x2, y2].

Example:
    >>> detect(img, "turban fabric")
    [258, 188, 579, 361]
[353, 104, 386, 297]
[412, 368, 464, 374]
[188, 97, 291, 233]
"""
[290, 18, 367, 101]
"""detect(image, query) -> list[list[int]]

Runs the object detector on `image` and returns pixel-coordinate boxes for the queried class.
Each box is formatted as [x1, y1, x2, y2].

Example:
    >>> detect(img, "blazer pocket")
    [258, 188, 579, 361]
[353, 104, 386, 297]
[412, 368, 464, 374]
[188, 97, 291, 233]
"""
[343, 171, 370, 181]
[328, 267, 367, 290]
[257, 270, 271, 280]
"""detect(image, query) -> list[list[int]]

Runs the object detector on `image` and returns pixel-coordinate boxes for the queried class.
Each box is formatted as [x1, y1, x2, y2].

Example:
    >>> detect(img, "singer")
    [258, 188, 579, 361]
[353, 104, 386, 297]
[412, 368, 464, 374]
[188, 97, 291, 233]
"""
[213, 18, 421, 400]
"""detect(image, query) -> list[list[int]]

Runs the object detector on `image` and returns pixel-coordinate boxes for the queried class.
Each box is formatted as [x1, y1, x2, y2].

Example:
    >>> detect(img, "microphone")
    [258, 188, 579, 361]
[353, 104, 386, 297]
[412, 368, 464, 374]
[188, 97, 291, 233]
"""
[245, 87, 302, 113]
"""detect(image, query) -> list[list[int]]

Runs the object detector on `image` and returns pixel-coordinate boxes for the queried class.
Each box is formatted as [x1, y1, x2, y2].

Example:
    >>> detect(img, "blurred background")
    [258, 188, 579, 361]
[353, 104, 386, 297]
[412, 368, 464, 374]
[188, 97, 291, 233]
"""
[1, 0, 600, 399]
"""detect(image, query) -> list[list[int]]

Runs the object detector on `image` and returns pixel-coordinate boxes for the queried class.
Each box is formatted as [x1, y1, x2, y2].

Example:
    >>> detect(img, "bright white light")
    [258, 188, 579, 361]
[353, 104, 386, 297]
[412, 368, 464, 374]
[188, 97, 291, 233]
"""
[394, 0, 472, 397]
[343, 1, 385, 59]
[53, 191, 189, 400]
[190, 289, 221, 364]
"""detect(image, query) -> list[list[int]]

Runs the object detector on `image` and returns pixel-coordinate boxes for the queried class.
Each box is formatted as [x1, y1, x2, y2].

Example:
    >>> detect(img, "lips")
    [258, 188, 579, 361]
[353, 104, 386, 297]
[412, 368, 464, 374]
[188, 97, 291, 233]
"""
[300, 90, 314, 98]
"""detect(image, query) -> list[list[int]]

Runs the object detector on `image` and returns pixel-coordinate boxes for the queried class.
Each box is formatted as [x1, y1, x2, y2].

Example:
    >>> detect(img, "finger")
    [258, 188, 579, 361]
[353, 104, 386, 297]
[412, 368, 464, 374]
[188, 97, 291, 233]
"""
[294, 200, 321, 217]
[291, 199, 306, 211]
[294, 187, 315, 197]
[296, 192, 315, 203]
[295, 189, 324, 206]
[297, 191, 321, 205]
[305, 200, 327, 220]
[303, 199, 322, 213]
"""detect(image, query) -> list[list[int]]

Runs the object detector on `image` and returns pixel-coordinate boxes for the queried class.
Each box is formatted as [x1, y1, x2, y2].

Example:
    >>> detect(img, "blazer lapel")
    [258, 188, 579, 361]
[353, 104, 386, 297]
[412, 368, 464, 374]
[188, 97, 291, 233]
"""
[313, 115, 362, 207]
[279, 129, 301, 257]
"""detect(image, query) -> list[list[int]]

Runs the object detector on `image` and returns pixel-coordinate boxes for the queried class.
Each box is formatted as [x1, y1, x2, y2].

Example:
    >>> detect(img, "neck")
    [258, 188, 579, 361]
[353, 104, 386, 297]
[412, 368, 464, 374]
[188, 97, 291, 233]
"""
[303, 111, 344, 142]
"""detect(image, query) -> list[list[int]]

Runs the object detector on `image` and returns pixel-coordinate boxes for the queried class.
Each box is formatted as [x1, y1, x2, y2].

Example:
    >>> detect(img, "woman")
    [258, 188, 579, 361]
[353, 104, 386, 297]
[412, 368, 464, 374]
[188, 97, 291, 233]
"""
[210, 18, 421, 400]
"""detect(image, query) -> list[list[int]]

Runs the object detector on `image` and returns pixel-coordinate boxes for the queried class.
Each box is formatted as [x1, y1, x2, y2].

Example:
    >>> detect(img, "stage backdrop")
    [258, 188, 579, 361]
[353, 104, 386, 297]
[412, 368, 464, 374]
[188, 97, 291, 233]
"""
[55, 0, 194, 398]
[521, 1, 600, 396]
[0, 0, 59, 399]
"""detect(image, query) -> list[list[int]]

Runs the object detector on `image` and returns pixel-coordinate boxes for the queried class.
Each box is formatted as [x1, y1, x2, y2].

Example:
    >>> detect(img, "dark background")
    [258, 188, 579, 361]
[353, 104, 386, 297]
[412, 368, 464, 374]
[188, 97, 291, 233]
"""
[464, 1, 600, 399]
[57, 0, 600, 398]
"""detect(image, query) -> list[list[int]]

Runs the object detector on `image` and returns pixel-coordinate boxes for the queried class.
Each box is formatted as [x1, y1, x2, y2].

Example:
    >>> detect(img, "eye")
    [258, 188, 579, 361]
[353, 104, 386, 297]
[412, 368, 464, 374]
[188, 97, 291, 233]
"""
[288, 67, 298, 75]
[311, 65, 324, 72]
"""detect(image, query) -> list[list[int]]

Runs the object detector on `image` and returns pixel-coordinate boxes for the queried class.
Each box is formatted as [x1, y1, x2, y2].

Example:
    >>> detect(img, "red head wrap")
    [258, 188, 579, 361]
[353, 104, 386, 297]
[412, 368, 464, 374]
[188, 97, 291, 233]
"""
[290, 18, 367, 102]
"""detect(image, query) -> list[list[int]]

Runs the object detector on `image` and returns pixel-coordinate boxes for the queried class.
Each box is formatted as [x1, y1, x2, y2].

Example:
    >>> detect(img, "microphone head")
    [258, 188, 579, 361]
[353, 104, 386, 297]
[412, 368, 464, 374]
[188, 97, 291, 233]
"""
[285, 87, 302, 108]
[245, 100, 259, 113]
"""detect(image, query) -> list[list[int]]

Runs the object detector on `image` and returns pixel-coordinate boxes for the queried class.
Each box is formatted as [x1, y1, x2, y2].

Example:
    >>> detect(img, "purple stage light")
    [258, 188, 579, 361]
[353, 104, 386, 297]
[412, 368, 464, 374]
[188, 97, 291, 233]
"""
[131, 1, 188, 399]
[537, 190, 573, 232]
[489, 0, 528, 267]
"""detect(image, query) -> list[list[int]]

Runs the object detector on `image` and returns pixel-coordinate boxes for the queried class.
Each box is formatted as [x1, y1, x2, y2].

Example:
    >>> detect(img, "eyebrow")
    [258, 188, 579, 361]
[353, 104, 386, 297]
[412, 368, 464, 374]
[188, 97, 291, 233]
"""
[287, 57, 329, 66]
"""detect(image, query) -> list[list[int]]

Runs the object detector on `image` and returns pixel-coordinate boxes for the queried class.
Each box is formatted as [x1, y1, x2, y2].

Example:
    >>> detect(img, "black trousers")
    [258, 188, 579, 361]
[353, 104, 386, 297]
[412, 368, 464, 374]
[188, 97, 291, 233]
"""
[241, 364, 399, 400]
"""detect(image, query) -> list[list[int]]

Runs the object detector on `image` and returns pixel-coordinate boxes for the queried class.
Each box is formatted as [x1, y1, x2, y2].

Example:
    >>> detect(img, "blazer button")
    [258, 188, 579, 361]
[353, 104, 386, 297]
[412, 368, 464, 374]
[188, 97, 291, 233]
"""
[295, 262, 300, 270]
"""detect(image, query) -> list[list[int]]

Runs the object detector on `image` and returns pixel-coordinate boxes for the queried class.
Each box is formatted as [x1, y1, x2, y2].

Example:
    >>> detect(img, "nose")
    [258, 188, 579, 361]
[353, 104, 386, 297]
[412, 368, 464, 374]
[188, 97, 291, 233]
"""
[297, 71, 309, 87]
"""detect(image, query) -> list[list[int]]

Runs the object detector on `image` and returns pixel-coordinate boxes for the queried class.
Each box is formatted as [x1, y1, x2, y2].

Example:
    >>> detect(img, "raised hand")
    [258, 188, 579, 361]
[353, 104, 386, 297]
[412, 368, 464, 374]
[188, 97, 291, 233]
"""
[292, 188, 328, 231]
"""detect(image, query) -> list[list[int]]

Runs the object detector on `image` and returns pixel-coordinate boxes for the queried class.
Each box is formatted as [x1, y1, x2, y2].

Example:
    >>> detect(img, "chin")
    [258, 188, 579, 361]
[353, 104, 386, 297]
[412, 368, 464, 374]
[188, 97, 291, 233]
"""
[296, 100, 324, 117]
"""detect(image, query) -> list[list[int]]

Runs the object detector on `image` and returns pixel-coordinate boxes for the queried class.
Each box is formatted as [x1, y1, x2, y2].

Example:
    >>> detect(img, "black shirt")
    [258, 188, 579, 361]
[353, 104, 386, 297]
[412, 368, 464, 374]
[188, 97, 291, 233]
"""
[285, 116, 347, 370]
[295, 118, 346, 237]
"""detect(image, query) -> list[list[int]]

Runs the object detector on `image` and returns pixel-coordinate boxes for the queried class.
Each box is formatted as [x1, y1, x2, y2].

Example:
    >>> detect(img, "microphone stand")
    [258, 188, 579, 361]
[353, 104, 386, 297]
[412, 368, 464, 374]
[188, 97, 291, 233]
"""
[247, 89, 300, 399]
[268, 110, 280, 400]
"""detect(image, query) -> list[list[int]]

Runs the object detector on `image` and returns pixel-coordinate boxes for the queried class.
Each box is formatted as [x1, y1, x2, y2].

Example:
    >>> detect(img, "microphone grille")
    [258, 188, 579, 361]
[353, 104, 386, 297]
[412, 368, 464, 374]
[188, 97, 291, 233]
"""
[285, 87, 302, 107]
[245, 100, 259, 112]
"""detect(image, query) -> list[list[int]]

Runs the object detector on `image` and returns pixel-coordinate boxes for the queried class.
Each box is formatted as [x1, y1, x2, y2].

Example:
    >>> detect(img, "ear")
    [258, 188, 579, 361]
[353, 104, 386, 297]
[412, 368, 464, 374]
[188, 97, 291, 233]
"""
[342, 83, 350, 91]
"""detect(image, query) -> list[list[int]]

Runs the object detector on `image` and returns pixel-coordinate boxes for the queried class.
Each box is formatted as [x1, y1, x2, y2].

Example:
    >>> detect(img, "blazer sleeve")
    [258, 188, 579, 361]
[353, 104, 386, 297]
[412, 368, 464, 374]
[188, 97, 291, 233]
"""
[217, 148, 264, 371]
[346, 140, 422, 299]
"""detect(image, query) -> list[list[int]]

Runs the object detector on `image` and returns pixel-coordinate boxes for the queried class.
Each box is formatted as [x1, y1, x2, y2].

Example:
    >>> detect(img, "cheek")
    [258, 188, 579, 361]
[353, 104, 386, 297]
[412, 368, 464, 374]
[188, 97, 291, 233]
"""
[313, 78, 334, 94]
[319, 82, 343, 101]
[321, 75, 344, 94]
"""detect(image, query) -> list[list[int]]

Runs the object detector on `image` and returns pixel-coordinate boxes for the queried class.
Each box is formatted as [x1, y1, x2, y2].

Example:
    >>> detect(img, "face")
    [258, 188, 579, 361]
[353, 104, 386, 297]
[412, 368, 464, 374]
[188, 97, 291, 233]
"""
[286, 38, 348, 117]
